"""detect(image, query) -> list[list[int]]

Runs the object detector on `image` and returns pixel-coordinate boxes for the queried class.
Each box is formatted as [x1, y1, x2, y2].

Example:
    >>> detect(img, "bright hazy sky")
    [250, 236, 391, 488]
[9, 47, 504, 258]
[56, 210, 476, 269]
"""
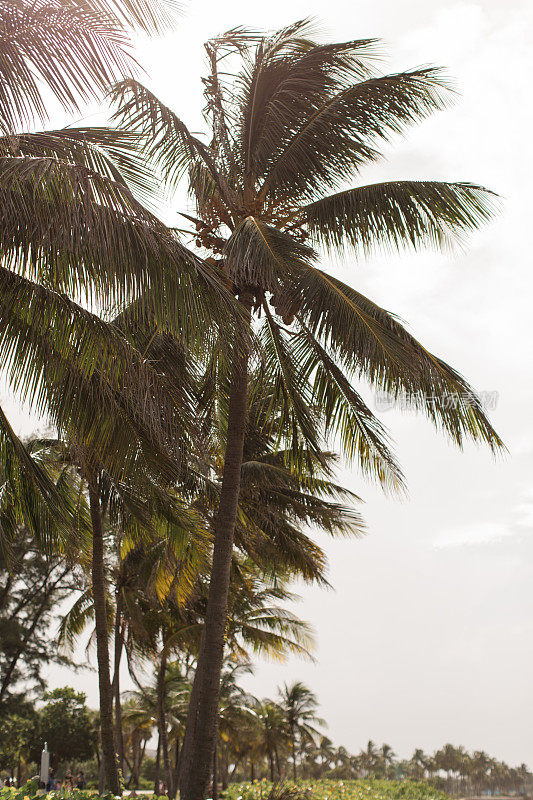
[10, 0, 532, 768]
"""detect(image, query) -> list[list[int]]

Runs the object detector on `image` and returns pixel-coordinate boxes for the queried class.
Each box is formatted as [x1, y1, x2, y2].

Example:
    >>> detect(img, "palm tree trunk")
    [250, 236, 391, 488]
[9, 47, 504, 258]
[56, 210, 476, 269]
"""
[89, 478, 121, 796]
[179, 292, 252, 800]
[291, 729, 297, 781]
[154, 733, 161, 795]
[131, 734, 141, 788]
[212, 743, 218, 800]
[172, 738, 180, 798]
[157, 649, 174, 797]
[274, 745, 281, 779]
[113, 597, 125, 777]
[222, 747, 229, 790]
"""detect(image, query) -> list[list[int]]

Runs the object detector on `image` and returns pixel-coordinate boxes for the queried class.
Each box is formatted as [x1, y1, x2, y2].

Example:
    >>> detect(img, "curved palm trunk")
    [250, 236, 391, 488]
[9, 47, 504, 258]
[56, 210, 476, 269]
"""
[179, 292, 252, 800]
[157, 650, 174, 797]
[89, 480, 121, 796]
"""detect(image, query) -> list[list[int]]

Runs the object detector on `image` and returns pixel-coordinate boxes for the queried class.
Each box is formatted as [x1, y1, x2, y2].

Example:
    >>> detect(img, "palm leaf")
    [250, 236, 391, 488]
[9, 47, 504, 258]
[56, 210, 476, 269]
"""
[224, 216, 315, 293]
[301, 181, 499, 254]
[260, 67, 452, 201]
[260, 305, 322, 465]
[0, 409, 86, 554]
[0, 155, 239, 341]
[291, 325, 405, 491]
[0, 126, 157, 203]
[0, 0, 179, 134]
[0, 0, 129, 133]
[237, 34, 378, 180]
[289, 266, 504, 452]
[0, 268, 193, 484]
[57, 587, 94, 651]
[110, 79, 222, 196]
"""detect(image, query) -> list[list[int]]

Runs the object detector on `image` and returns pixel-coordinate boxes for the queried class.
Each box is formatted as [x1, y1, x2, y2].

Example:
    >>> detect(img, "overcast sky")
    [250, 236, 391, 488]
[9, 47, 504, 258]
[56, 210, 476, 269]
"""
[9, 0, 532, 768]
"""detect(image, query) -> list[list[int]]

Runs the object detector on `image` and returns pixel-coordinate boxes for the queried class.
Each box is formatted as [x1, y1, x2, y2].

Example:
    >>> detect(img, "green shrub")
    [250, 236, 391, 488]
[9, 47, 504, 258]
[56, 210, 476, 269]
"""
[221, 779, 449, 800]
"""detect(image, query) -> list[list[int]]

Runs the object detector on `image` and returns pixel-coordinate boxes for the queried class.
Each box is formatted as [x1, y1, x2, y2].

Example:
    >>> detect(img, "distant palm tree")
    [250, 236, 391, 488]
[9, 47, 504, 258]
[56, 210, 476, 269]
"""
[253, 700, 289, 781]
[379, 743, 396, 778]
[410, 748, 428, 781]
[278, 682, 324, 780]
[360, 740, 379, 776]
[112, 21, 503, 800]
[316, 736, 335, 776]
[121, 698, 156, 788]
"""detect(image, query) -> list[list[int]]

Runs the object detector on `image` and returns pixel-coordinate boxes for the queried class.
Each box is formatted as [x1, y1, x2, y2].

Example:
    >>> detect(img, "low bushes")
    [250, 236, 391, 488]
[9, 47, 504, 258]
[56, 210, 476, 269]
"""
[221, 779, 449, 800]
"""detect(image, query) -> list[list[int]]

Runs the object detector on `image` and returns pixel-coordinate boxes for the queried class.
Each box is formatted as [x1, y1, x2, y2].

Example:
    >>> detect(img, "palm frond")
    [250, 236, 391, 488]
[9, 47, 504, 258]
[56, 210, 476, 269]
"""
[0, 155, 240, 341]
[301, 181, 499, 254]
[0, 127, 157, 203]
[110, 79, 220, 195]
[57, 587, 94, 651]
[0, 405, 85, 554]
[260, 67, 452, 201]
[237, 35, 378, 180]
[260, 305, 322, 465]
[0, 268, 194, 484]
[89, 0, 179, 35]
[0, 0, 181, 134]
[0, 0, 129, 133]
[224, 216, 315, 293]
[290, 266, 504, 452]
[235, 509, 329, 585]
[290, 325, 405, 492]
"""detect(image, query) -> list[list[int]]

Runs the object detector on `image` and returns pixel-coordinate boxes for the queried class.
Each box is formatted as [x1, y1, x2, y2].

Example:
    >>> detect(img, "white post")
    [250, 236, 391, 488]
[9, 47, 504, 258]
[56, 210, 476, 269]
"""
[39, 742, 50, 787]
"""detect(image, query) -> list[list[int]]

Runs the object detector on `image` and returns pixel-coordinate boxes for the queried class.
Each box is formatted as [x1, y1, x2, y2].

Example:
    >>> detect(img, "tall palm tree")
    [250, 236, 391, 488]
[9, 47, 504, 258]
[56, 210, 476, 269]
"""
[278, 682, 323, 780]
[44, 428, 209, 795]
[0, 4, 243, 790]
[112, 22, 503, 799]
[214, 662, 256, 797]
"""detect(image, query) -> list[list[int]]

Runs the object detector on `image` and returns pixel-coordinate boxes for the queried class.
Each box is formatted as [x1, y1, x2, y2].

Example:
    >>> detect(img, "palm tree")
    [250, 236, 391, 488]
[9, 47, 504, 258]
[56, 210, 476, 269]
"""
[434, 743, 465, 793]
[112, 22, 503, 800]
[253, 700, 289, 782]
[278, 682, 323, 780]
[45, 427, 209, 795]
[360, 740, 379, 776]
[410, 749, 428, 781]
[316, 736, 335, 777]
[121, 698, 156, 788]
[214, 663, 256, 797]
[0, 2, 244, 791]
[379, 743, 396, 778]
